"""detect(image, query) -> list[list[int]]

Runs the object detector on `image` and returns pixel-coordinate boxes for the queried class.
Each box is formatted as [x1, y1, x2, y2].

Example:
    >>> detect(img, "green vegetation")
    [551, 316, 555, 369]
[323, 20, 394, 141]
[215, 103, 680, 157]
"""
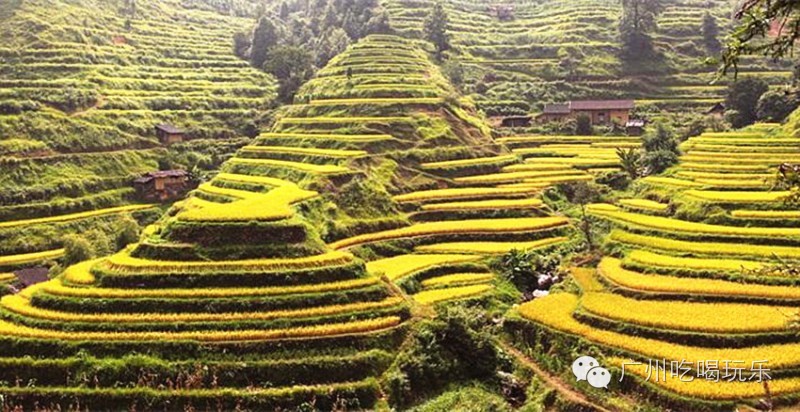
[6, 1, 800, 410]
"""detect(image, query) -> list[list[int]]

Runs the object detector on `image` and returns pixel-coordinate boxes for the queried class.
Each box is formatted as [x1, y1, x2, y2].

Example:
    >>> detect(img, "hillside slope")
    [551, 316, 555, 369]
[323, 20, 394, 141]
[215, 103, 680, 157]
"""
[384, 0, 792, 114]
[0, 0, 274, 261]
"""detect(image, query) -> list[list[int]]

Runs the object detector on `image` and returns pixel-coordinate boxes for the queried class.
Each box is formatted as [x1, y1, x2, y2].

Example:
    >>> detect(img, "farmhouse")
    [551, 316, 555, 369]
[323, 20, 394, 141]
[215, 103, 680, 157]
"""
[133, 170, 191, 202]
[155, 124, 185, 145]
[538, 100, 635, 125]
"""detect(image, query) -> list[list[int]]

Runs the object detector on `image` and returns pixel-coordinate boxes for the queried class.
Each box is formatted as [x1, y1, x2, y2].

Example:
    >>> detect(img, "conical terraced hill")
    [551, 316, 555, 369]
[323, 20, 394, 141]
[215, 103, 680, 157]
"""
[509, 124, 800, 408]
[0, 33, 561, 410]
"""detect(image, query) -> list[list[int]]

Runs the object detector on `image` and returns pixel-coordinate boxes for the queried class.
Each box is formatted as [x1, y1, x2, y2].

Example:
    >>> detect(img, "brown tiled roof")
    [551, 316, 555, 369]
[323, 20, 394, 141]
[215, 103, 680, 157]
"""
[155, 124, 183, 134]
[14, 267, 49, 287]
[569, 100, 635, 110]
[134, 170, 188, 183]
[542, 103, 570, 114]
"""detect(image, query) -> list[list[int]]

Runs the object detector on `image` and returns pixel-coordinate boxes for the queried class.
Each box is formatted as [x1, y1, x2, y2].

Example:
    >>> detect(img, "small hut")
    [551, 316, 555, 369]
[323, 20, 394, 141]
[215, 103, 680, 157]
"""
[134, 170, 191, 202]
[155, 124, 185, 146]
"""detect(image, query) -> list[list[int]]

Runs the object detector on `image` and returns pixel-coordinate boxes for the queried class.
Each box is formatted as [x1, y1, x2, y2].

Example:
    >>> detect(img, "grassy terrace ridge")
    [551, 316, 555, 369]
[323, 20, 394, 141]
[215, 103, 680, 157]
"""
[330, 216, 569, 250]
[503, 124, 800, 408]
[0, 0, 276, 257]
[0, 249, 65, 269]
[0, 204, 156, 229]
[383, 0, 791, 114]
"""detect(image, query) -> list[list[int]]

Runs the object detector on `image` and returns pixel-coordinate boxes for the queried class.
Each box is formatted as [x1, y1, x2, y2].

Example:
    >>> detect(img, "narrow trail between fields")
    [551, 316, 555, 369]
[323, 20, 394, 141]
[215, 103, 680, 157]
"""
[497, 340, 618, 412]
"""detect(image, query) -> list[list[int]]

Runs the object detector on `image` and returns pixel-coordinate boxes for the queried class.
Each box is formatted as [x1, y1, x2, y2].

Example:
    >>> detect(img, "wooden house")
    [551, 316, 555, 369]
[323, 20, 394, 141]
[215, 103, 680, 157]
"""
[155, 124, 185, 146]
[537, 100, 635, 126]
[134, 170, 191, 202]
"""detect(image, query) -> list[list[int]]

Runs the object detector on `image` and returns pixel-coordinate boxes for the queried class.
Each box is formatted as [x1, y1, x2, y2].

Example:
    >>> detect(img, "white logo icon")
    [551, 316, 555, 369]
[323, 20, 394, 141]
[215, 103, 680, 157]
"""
[572, 356, 611, 389]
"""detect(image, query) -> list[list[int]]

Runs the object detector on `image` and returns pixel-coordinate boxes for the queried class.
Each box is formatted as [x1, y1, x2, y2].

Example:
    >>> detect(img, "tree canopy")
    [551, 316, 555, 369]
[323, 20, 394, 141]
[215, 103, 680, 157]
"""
[618, 0, 663, 63]
[424, 2, 451, 57]
[722, 0, 800, 74]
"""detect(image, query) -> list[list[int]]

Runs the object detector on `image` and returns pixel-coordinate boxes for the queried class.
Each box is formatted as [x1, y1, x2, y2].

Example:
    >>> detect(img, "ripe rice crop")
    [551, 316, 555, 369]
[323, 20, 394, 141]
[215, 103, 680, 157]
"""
[413, 284, 492, 304]
[598, 258, 800, 299]
[0, 273, 14, 283]
[329, 217, 569, 249]
[731, 210, 800, 219]
[420, 198, 543, 212]
[496, 136, 640, 144]
[503, 164, 575, 172]
[520, 293, 800, 371]
[610, 230, 800, 260]
[588, 204, 800, 239]
[180, 184, 317, 222]
[618, 199, 668, 212]
[62, 260, 100, 285]
[675, 171, 773, 180]
[0, 204, 155, 229]
[229, 158, 351, 174]
[640, 177, 702, 188]
[626, 250, 764, 272]
[393, 187, 539, 203]
[0, 249, 65, 268]
[581, 292, 790, 332]
[366, 254, 480, 281]
[420, 273, 494, 288]
[104, 250, 354, 274]
[259, 132, 393, 142]
[415, 236, 567, 255]
[1, 294, 403, 324]
[43, 277, 378, 299]
[277, 116, 409, 125]
[213, 173, 293, 187]
[454, 170, 585, 185]
[308, 97, 443, 106]
[420, 155, 518, 169]
[241, 146, 367, 158]
[679, 162, 770, 172]
[683, 190, 789, 203]
[0, 316, 402, 342]
[571, 268, 604, 292]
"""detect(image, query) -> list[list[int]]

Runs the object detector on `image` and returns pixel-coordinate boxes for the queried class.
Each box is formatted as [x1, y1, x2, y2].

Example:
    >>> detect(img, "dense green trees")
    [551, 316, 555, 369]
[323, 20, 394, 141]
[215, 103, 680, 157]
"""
[424, 2, 450, 57]
[722, 0, 800, 73]
[236, 0, 392, 102]
[250, 17, 279, 69]
[725, 77, 769, 128]
[757, 90, 798, 123]
[642, 121, 679, 174]
[618, 0, 663, 64]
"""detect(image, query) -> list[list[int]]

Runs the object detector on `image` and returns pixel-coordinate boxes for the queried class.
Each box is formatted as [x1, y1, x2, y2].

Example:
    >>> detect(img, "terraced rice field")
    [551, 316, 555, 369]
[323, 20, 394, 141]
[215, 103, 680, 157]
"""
[0, 0, 275, 260]
[507, 124, 800, 407]
[382, 0, 791, 114]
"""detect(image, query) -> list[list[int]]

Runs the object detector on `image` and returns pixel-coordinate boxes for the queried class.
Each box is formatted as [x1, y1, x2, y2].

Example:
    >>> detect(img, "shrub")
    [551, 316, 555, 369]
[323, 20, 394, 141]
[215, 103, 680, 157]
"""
[642, 121, 679, 174]
[62, 235, 94, 266]
[756, 90, 798, 122]
[575, 114, 593, 135]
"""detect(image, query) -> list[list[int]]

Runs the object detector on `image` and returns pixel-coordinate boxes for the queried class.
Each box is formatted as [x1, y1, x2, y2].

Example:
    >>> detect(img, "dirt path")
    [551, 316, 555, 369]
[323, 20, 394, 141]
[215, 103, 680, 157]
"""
[497, 340, 618, 412]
